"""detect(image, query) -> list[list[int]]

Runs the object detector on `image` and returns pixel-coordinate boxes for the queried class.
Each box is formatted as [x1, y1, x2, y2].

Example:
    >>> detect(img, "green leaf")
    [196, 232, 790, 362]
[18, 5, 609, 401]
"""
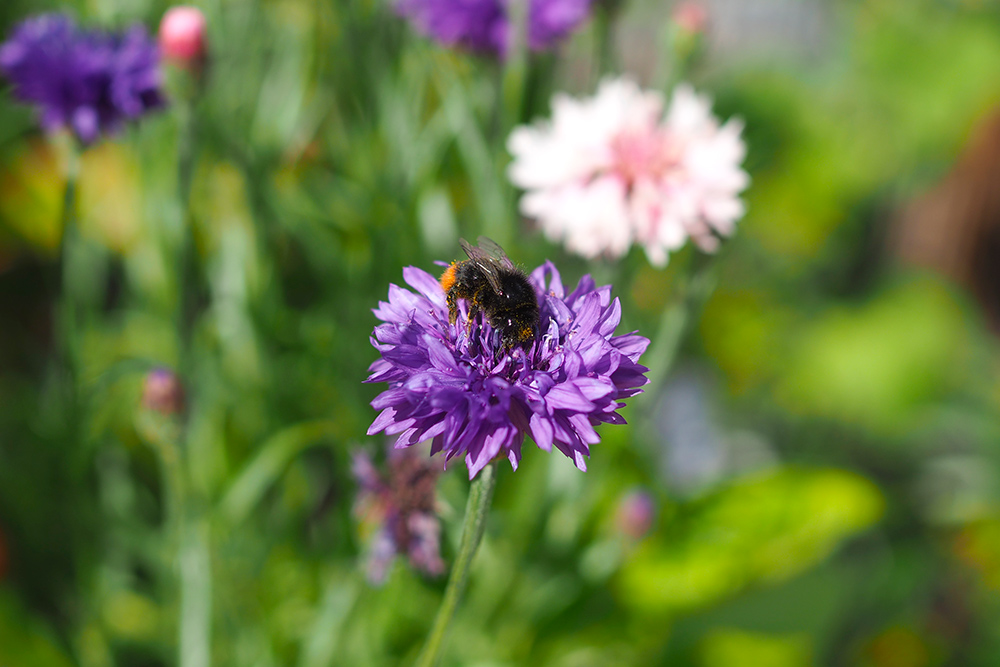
[618, 467, 883, 615]
[0, 591, 74, 667]
[219, 420, 339, 525]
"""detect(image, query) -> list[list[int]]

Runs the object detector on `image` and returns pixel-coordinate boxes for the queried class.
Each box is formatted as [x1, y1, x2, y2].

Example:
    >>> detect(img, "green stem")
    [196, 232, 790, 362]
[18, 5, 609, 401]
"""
[594, 4, 619, 79]
[416, 461, 499, 667]
[56, 144, 81, 389]
[145, 401, 209, 667]
[58, 146, 80, 252]
[176, 97, 198, 373]
[489, 0, 528, 247]
[644, 298, 690, 392]
[173, 89, 210, 667]
[179, 510, 212, 667]
[500, 0, 527, 129]
[139, 423, 192, 665]
[644, 256, 717, 394]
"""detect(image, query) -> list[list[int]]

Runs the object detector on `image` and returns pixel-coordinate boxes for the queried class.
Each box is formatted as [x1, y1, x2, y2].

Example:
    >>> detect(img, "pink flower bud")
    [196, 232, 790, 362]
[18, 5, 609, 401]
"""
[672, 2, 708, 35]
[616, 489, 656, 540]
[159, 6, 207, 63]
[142, 368, 185, 415]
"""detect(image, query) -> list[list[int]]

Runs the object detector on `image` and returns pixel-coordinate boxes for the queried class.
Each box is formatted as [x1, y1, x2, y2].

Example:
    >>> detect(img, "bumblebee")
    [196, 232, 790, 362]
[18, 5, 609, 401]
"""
[439, 237, 540, 351]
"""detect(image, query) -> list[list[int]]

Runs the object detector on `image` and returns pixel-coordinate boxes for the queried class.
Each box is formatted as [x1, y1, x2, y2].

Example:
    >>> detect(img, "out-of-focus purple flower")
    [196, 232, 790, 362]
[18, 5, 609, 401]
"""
[396, 0, 591, 57]
[365, 261, 649, 479]
[615, 489, 655, 539]
[0, 13, 166, 144]
[141, 368, 185, 416]
[352, 449, 445, 584]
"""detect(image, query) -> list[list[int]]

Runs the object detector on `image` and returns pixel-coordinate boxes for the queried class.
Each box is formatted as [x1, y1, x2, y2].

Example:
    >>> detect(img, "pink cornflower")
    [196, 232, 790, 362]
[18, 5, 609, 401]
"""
[507, 78, 748, 266]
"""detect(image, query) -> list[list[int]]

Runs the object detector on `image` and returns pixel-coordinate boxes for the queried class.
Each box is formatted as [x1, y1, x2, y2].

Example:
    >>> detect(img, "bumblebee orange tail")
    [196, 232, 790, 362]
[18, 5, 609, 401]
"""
[439, 263, 458, 293]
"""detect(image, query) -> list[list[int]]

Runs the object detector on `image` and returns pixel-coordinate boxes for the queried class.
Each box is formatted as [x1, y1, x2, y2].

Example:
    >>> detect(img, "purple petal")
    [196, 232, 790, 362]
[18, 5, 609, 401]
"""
[567, 412, 600, 444]
[529, 413, 554, 451]
[567, 274, 597, 305]
[612, 333, 651, 360]
[424, 335, 460, 374]
[573, 376, 615, 401]
[371, 386, 409, 410]
[368, 406, 400, 435]
[403, 266, 448, 311]
[545, 383, 595, 412]
[598, 298, 623, 337]
[382, 344, 429, 369]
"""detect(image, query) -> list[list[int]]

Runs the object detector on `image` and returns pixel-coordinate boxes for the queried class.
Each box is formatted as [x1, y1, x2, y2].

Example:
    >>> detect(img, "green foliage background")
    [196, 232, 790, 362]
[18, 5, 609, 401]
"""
[2, 0, 1000, 665]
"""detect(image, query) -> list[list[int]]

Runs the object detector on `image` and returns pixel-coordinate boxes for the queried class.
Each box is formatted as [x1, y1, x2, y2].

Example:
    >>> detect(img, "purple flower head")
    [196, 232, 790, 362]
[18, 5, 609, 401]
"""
[396, 0, 592, 56]
[0, 14, 166, 144]
[352, 449, 445, 584]
[365, 261, 650, 479]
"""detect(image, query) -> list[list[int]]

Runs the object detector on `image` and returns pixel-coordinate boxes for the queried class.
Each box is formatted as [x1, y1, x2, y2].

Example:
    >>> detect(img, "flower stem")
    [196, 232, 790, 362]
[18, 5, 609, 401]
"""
[171, 91, 212, 667]
[179, 510, 212, 667]
[176, 95, 198, 370]
[416, 461, 499, 667]
[644, 255, 717, 393]
[491, 0, 528, 247]
[56, 142, 81, 390]
[594, 5, 618, 78]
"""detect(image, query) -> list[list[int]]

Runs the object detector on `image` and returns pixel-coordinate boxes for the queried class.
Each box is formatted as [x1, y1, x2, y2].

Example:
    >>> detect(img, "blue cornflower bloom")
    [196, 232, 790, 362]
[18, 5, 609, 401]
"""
[0, 14, 165, 144]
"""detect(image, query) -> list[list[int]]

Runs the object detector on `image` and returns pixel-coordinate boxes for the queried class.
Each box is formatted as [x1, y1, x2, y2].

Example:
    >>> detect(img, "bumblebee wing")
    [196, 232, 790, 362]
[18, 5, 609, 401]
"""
[459, 237, 505, 295]
[474, 236, 516, 269]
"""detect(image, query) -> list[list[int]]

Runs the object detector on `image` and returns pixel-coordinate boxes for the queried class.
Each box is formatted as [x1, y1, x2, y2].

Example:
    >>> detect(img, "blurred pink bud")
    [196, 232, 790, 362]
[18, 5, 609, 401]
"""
[159, 6, 207, 63]
[142, 368, 185, 415]
[672, 2, 708, 35]
[616, 489, 656, 539]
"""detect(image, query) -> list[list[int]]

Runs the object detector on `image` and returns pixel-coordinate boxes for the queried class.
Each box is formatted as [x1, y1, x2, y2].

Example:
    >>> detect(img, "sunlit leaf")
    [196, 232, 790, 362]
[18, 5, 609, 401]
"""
[618, 467, 883, 615]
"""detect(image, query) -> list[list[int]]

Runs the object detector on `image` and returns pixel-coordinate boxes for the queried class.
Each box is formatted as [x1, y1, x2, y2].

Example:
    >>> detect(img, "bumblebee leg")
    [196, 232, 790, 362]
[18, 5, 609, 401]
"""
[446, 290, 458, 325]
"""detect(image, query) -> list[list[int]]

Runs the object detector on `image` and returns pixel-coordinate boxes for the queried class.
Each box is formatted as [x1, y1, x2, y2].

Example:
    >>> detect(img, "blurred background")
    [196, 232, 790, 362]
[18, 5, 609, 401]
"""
[2, 0, 1000, 665]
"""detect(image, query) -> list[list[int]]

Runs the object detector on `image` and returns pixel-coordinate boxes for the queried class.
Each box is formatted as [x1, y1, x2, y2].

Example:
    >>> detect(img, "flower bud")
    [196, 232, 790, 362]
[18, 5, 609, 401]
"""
[141, 368, 185, 416]
[616, 489, 656, 540]
[672, 2, 708, 36]
[159, 6, 207, 64]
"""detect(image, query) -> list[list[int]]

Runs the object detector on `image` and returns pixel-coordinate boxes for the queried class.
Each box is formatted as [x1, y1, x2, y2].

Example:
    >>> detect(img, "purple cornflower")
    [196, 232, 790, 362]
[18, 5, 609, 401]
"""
[396, 0, 592, 56]
[0, 14, 165, 144]
[365, 261, 649, 479]
[352, 449, 445, 584]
